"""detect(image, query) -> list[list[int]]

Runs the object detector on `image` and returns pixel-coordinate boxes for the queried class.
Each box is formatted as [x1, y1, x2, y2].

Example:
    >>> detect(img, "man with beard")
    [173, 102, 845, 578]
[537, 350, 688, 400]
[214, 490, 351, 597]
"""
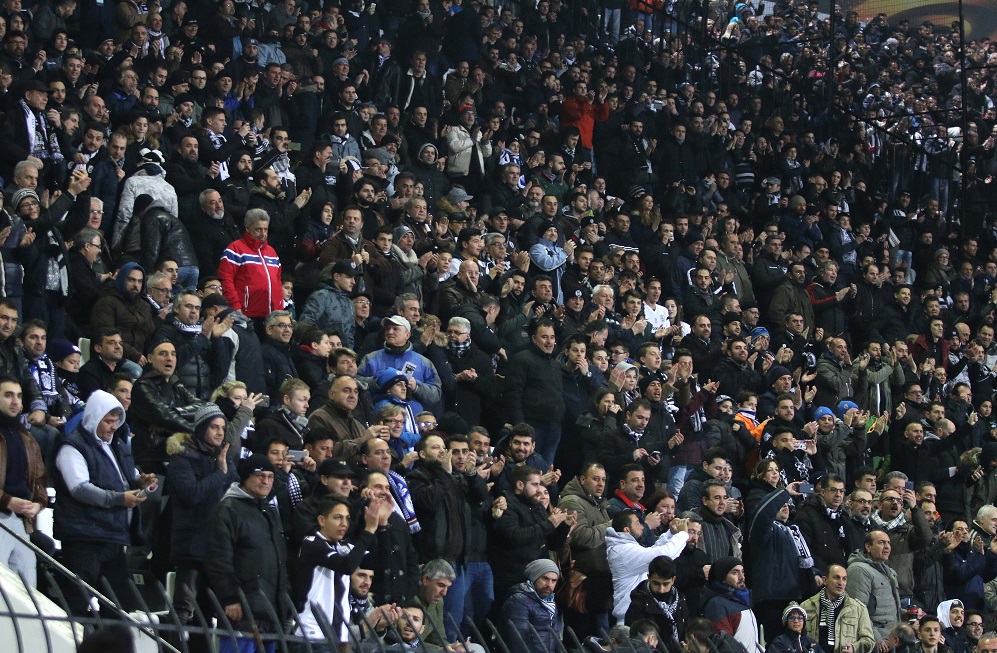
[673, 516, 712, 611]
[711, 338, 768, 399]
[846, 489, 875, 535]
[165, 135, 214, 221]
[490, 465, 573, 609]
[406, 434, 489, 640]
[701, 556, 760, 653]
[492, 423, 558, 498]
[255, 127, 297, 196]
[90, 262, 156, 366]
[868, 487, 931, 604]
[248, 168, 311, 267]
[188, 189, 241, 277]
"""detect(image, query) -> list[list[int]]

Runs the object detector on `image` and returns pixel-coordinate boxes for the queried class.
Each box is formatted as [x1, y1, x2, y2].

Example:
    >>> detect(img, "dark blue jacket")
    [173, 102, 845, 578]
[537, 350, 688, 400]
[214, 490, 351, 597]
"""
[502, 582, 563, 653]
[165, 432, 239, 563]
[52, 426, 136, 545]
[745, 488, 808, 602]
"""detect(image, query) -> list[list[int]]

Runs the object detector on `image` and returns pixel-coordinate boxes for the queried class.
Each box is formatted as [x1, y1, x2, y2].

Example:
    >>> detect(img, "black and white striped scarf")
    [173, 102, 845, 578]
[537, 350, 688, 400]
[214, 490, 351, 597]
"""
[818, 589, 845, 648]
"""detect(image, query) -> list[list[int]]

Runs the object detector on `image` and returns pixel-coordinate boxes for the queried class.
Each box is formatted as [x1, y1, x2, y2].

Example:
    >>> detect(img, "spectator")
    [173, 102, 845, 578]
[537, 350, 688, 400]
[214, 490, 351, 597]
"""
[164, 404, 238, 633]
[502, 558, 563, 653]
[52, 390, 157, 614]
[846, 531, 902, 642]
[799, 563, 876, 653]
[218, 209, 285, 322]
[503, 320, 565, 463]
[299, 260, 360, 349]
[205, 454, 292, 653]
[607, 511, 689, 621]
[765, 603, 825, 653]
[0, 375, 47, 588]
[694, 479, 743, 563]
[701, 556, 761, 653]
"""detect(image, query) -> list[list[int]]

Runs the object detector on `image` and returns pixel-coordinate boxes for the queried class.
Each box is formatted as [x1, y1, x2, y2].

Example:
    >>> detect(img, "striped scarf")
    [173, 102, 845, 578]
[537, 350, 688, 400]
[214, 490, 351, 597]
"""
[818, 589, 845, 648]
[388, 470, 421, 533]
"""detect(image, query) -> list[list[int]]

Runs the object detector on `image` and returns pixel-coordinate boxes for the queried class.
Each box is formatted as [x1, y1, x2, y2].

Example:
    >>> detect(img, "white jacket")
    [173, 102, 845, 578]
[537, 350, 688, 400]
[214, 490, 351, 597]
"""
[445, 125, 493, 177]
[113, 168, 179, 248]
[606, 526, 688, 621]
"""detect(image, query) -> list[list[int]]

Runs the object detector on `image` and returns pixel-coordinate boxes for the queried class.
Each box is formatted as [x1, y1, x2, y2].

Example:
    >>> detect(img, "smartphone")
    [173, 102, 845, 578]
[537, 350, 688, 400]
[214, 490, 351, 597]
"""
[905, 481, 915, 491]
[795, 441, 808, 450]
[799, 483, 815, 494]
[651, 451, 661, 457]
[258, 394, 270, 408]
[287, 449, 308, 462]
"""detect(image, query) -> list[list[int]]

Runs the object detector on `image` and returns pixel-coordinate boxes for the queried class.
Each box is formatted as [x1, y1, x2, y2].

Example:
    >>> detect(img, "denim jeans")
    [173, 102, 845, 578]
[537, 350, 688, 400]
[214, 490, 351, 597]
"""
[533, 426, 562, 467]
[667, 465, 694, 496]
[442, 563, 471, 642]
[603, 8, 622, 43]
[462, 561, 494, 636]
[220, 639, 275, 653]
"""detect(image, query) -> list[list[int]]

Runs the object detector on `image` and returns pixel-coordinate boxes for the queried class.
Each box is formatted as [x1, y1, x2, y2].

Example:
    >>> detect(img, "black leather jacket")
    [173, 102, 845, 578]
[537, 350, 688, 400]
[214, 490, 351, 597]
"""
[131, 368, 205, 473]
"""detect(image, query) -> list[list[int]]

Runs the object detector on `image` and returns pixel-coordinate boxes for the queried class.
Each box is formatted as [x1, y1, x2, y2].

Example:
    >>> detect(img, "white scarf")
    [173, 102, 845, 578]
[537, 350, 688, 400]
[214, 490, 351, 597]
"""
[207, 130, 230, 180]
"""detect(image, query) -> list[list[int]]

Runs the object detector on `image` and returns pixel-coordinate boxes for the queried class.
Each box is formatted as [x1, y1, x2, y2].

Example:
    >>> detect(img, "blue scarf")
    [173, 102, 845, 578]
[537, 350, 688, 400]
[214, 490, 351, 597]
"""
[711, 580, 751, 606]
[388, 470, 421, 533]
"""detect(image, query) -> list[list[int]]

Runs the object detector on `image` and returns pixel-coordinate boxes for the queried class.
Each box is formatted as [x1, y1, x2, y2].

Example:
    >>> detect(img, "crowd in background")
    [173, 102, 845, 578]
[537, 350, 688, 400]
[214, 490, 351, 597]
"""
[3, 0, 997, 652]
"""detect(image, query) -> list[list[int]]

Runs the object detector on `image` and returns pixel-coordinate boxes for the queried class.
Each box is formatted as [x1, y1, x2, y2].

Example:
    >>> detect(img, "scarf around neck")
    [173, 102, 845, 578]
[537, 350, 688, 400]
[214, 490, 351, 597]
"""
[388, 470, 421, 533]
[652, 585, 681, 643]
[819, 589, 846, 647]
[528, 580, 557, 617]
[872, 510, 906, 532]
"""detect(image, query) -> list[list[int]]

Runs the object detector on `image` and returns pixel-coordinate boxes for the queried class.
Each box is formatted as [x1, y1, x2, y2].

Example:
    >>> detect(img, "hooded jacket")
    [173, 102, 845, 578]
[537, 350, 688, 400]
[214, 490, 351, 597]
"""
[113, 165, 180, 249]
[165, 429, 239, 562]
[845, 549, 901, 639]
[502, 581, 564, 653]
[607, 526, 689, 620]
[90, 262, 156, 362]
[745, 488, 808, 602]
[406, 458, 488, 564]
[51, 392, 136, 545]
[794, 493, 864, 576]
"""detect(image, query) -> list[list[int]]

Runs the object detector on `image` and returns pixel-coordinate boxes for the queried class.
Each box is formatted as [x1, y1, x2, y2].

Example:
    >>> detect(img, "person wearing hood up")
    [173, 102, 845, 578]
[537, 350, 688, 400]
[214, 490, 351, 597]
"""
[112, 149, 179, 249]
[52, 390, 158, 615]
[90, 261, 157, 366]
[205, 454, 294, 651]
[406, 142, 450, 207]
[936, 599, 971, 653]
[164, 403, 238, 637]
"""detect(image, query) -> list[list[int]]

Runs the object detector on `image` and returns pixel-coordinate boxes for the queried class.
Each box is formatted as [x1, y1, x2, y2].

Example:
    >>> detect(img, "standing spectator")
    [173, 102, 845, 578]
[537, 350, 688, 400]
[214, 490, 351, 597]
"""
[0, 376, 47, 588]
[694, 479, 743, 563]
[205, 454, 293, 653]
[218, 209, 285, 323]
[607, 511, 689, 621]
[503, 320, 565, 463]
[502, 558, 563, 653]
[357, 315, 443, 411]
[52, 391, 157, 614]
[625, 555, 689, 653]
[799, 563, 876, 653]
[165, 404, 238, 637]
[846, 531, 902, 642]
[299, 260, 360, 349]
[90, 262, 157, 365]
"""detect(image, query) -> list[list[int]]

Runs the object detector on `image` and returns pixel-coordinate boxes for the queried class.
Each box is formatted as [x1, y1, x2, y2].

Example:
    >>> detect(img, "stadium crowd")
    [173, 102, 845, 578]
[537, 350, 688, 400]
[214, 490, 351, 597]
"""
[3, 0, 997, 652]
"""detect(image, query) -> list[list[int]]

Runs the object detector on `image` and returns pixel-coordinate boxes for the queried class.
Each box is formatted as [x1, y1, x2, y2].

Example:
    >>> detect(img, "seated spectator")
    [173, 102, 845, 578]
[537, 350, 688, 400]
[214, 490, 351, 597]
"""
[502, 558, 563, 653]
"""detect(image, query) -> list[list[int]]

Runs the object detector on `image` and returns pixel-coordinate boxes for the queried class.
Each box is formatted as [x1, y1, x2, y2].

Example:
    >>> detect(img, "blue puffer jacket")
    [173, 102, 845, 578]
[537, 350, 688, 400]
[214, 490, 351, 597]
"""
[502, 582, 563, 653]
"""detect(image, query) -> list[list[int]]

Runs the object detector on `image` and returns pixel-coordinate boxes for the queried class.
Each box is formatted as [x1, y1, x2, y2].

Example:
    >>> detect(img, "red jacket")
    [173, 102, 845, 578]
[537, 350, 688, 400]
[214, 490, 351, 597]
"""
[560, 96, 610, 150]
[218, 233, 284, 318]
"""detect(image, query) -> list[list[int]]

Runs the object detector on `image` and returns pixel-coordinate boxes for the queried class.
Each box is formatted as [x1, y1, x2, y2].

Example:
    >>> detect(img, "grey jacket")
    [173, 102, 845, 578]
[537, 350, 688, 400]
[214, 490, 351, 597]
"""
[299, 282, 357, 349]
[846, 549, 901, 640]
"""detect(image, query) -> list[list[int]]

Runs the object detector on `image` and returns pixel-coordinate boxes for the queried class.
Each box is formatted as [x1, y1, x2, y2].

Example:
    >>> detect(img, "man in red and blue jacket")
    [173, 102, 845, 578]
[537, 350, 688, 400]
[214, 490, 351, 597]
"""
[218, 208, 284, 320]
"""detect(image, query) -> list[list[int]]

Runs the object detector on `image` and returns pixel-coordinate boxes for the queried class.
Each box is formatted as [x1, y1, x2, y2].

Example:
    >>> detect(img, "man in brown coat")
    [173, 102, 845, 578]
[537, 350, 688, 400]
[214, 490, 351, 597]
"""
[0, 376, 48, 588]
[307, 374, 387, 458]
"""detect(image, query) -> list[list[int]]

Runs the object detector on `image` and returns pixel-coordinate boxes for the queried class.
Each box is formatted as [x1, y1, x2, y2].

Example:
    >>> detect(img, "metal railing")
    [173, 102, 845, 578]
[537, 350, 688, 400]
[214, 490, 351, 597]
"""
[0, 515, 659, 653]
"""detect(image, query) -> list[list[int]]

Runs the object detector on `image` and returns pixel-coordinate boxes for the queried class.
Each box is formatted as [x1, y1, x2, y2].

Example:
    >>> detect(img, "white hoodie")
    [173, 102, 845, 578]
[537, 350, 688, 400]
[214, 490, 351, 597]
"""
[606, 526, 688, 621]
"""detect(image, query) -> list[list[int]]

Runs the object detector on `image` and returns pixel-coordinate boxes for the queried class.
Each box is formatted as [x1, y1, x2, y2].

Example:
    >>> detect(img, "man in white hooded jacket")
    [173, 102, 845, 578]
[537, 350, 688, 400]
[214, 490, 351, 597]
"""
[607, 510, 689, 621]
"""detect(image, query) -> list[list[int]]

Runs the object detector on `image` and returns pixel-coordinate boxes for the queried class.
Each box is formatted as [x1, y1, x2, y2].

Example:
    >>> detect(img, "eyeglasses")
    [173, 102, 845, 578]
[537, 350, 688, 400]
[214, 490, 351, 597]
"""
[85, 242, 101, 249]
[204, 283, 223, 290]
[353, 300, 371, 306]
[447, 330, 469, 336]
[881, 497, 903, 504]
[786, 615, 805, 622]
[19, 201, 39, 209]
[418, 421, 438, 428]
[89, 209, 104, 215]
[274, 322, 294, 329]
[181, 303, 201, 311]
[149, 286, 171, 294]
[382, 418, 405, 425]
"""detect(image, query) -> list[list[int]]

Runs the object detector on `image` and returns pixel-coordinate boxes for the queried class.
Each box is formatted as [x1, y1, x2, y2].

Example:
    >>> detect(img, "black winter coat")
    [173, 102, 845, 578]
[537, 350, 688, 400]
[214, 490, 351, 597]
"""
[152, 317, 213, 400]
[188, 211, 242, 277]
[120, 206, 197, 269]
[626, 583, 687, 653]
[165, 435, 239, 562]
[261, 337, 299, 399]
[406, 459, 489, 564]
[794, 493, 864, 575]
[503, 344, 566, 428]
[489, 490, 570, 593]
[205, 484, 293, 632]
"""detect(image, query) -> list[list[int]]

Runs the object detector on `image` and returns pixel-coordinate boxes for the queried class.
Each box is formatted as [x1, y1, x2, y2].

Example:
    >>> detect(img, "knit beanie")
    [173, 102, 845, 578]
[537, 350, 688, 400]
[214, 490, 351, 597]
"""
[814, 406, 834, 421]
[782, 602, 807, 623]
[836, 400, 859, 418]
[708, 556, 743, 584]
[524, 559, 560, 582]
[47, 338, 81, 362]
[193, 403, 226, 439]
[238, 454, 276, 484]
